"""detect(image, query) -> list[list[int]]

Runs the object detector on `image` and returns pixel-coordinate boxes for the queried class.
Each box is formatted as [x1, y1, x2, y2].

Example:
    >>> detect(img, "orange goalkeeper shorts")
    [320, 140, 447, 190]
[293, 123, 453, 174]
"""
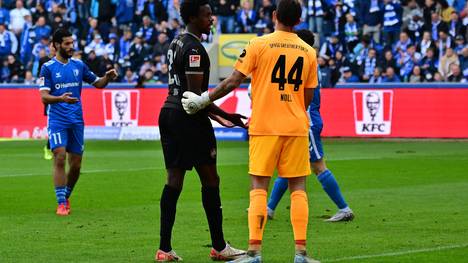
[249, 135, 311, 178]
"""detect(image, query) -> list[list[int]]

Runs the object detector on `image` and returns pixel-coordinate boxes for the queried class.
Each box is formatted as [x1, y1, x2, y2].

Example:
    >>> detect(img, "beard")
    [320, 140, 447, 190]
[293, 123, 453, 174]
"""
[59, 48, 73, 59]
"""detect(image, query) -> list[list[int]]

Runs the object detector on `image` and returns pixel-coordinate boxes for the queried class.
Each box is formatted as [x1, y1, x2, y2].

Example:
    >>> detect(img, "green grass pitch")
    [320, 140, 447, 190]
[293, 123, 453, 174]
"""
[1, 139, 467, 262]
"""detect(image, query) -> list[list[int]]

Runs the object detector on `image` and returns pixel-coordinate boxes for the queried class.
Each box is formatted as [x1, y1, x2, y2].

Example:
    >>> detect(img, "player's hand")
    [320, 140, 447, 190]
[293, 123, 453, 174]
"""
[105, 69, 119, 80]
[60, 92, 79, 104]
[181, 91, 211, 114]
[224, 113, 248, 129]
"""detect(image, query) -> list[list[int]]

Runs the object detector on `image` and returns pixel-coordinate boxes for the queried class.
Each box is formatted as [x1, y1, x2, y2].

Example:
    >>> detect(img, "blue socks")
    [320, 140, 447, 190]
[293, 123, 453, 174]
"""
[267, 177, 289, 210]
[55, 186, 67, 205]
[65, 186, 73, 199]
[317, 170, 348, 209]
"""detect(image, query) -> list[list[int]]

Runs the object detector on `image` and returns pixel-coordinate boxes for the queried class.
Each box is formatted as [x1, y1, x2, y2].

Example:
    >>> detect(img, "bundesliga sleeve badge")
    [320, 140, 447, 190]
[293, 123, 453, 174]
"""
[189, 55, 201, 68]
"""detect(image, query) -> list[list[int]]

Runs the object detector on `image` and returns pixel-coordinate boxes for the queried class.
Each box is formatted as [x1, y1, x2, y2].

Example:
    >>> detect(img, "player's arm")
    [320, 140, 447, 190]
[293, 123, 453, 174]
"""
[182, 39, 258, 114]
[208, 70, 246, 101]
[40, 90, 79, 104]
[93, 69, 119, 88]
[38, 65, 78, 104]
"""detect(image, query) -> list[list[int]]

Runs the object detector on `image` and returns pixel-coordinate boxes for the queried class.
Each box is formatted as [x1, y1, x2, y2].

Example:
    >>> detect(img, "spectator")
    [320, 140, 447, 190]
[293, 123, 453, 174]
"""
[97, 0, 116, 42]
[213, 0, 237, 33]
[18, 12, 32, 66]
[319, 34, 344, 60]
[360, 48, 378, 82]
[0, 22, 18, 58]
[417, 31, 436, 58]
[236, 0, 257, 33]
[98, 52, 114, 76]
[439, 47, 459, 79]
[32, 3, 48, 25]
[361, 0, 383, 44]
[402, 0, 424, 41]
[446, 63, 463, 82]
[128, 32, 149, 71]
[138, 16, 154, 43]
[308, 0, 327, 40]
[32, 36, 50, 64]
[382, 66, 401, 82]
[380, 49, 399, 75]
[369, 67, 383, 83]
[84, 34, 106, 56]
[142, 68, 157, 83]
[460, 48, 468, 79]
[0, 58, 9, 82]
[155, 63, 169, 84]
[382, 0, 402, 48]
[85, 50, 101, 74]
[121, 67, 138, 83]
[420, 47, 438, 81]
[454, 35, 465, 55]
[0, 0, 10, 26]
[104, 32, 118, 62]
[9, 0, 30, 35]
[23, 69, 34, 84]
[116, 0, 135, 26]
[439, 0, 455, 23]
[34, 16, 51, 41]
[7, 54, 24, 82]
[409, 65, 423, 83]
[318, 56, 332, 88]
[344, 13, 359, 52]
[437, 30, 454, 58]
[448, 12, 465, 38]
[393, 31, 412, 53]
[424, 13, 447, 41]
[153, 32, 169, 61]
[119, 28, 133, 61]
[339, 66, 359, 83]
[433, 71, 443, 81]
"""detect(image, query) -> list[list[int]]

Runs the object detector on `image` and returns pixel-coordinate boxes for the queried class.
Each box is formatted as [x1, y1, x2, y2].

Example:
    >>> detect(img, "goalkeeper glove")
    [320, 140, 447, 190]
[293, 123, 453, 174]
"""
[181, 91, 211, 114]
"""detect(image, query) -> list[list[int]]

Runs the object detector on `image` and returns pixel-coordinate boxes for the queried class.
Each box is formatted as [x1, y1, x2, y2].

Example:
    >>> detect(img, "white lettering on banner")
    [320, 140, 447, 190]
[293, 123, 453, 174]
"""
[102, 90, 140, 127]
[11, 127, 48, 139]
[353, 90, 393, 135]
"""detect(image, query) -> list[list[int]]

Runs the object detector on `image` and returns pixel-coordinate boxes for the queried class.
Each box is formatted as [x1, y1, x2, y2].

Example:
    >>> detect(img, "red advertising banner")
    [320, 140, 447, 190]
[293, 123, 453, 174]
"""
[1, 87, 468, 138]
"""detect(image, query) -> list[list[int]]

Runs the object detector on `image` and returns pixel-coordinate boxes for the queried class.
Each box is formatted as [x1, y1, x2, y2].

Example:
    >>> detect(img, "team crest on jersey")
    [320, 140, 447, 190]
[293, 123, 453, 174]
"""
[73, 69, 79, 76]
[103, 90, 140, 127]
[353, 90, 393, 135]
[189, 55, 201, 67]
[55, 72, 61, 78]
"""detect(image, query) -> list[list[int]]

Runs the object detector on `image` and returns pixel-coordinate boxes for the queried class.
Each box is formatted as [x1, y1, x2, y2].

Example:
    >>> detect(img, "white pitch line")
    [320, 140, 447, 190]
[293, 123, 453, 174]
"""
[325, 243, 468, 262]
[0, 162, 249, 178]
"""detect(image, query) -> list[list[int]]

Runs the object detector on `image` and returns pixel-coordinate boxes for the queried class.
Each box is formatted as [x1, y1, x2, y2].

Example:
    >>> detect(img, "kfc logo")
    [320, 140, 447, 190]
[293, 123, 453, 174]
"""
[103, 90, 140, 127]
[353, 90, 393, 135]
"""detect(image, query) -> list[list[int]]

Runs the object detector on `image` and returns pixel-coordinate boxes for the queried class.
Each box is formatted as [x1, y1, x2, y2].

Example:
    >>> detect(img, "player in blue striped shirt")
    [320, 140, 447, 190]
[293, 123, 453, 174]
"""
[39, 28, 118, 216]
[266, 29, 354, 222]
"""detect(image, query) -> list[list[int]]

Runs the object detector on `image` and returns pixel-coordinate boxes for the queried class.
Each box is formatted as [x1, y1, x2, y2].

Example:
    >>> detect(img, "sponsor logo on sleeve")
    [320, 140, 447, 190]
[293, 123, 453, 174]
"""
[189, 55, 201, 68]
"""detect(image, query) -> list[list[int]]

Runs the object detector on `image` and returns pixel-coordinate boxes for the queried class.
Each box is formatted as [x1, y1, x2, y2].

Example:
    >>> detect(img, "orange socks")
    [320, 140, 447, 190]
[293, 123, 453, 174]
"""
[290, 190, 309, 249]
[248, 189, 268, 248]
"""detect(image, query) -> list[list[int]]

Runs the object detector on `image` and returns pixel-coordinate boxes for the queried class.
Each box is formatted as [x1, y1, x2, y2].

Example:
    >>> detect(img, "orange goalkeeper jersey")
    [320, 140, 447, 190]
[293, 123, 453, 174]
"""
[234, 30, 318, 136]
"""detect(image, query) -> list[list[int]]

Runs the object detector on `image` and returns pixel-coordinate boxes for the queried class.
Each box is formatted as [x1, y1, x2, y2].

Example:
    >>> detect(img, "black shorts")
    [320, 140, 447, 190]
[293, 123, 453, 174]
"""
[159, 108, 217, 170]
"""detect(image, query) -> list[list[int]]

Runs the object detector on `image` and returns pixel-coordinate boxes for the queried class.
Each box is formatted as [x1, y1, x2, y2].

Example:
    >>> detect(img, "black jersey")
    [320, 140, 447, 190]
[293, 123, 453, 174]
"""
[163, 32, 210, 110]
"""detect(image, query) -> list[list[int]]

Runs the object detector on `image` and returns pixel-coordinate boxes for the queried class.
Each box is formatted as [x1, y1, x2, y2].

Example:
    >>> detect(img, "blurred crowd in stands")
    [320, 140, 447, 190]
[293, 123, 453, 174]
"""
[0, 0, 467, 86]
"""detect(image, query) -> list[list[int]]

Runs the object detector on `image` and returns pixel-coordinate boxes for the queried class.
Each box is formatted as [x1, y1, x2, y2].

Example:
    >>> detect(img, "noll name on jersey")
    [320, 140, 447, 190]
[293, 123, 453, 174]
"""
[280, 93, 292, 102]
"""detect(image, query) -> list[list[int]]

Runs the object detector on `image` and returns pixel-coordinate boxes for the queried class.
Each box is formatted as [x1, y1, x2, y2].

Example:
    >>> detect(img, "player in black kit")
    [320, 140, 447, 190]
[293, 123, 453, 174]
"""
[155, 0, 246, 261]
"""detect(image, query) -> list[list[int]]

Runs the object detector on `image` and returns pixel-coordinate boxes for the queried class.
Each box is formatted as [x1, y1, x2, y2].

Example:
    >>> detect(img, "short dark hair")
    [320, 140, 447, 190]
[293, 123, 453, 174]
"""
[180, 0, 209, 25]
[52, 28, 72, 46]
[276, 0, 302, 27]
[295, 29, 315, 47]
